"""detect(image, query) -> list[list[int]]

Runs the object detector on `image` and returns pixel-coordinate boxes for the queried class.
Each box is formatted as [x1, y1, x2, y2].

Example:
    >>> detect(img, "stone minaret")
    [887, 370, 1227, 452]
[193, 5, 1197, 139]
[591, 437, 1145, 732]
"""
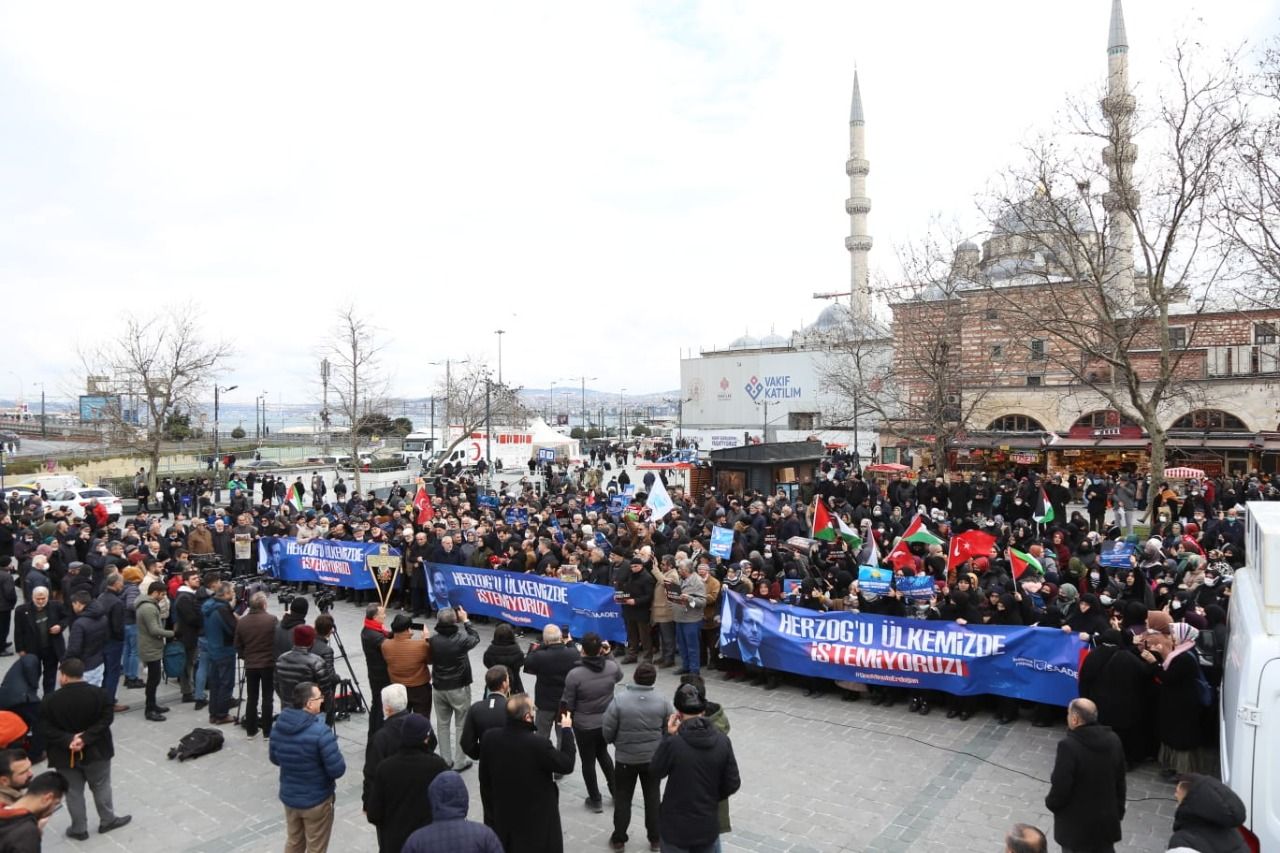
[845, 70, 873, 322]
[1102, 0, 1137, 298]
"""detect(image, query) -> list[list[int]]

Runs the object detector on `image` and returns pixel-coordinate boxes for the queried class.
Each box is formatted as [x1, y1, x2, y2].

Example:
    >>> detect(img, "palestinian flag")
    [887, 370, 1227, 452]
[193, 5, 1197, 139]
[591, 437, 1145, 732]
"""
[1032, 486, 1055, 524]
[836, 516, 862, 550]
[285, 483, 304, 511]
[1009, 547, 1043, 581]
[884, 514, 945, 569]
[413, 484, 435, 525]
[812, 500, 837, 541]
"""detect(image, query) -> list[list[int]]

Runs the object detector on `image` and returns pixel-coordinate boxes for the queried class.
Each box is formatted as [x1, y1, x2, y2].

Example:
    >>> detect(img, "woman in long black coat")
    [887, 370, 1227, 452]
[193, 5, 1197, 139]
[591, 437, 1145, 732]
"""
[1078, 630, 1154, 766]
[1156, 623, 1209, 776]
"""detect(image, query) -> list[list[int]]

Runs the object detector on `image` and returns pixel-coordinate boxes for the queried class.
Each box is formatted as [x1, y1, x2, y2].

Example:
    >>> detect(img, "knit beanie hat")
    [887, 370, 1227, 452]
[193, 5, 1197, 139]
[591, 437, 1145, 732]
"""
[293, 625, 317, 647]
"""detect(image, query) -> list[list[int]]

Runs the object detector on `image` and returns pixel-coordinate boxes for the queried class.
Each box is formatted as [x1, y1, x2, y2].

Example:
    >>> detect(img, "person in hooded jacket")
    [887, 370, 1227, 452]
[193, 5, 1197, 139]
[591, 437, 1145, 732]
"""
[651, 683, 741, 853]
[1166, 773, 1249, 853]
[563, 632, 623, 813]
[0, 656, 44, 760]
[1044, 698, 1126, 853]
[64, 591, 109, 686]
[366, 712, 449, 853]
[401, 771, 503, 853]
[941, 576, 981, 720]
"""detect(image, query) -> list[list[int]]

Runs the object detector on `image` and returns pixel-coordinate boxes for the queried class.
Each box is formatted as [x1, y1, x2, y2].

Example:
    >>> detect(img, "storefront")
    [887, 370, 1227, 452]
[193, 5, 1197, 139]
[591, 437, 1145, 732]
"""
[948, 433, 1048, 477]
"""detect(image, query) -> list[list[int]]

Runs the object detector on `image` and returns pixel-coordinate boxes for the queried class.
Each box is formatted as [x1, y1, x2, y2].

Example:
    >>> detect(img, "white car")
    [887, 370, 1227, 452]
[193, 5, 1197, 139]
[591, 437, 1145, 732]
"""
[47, 487, 124, 522]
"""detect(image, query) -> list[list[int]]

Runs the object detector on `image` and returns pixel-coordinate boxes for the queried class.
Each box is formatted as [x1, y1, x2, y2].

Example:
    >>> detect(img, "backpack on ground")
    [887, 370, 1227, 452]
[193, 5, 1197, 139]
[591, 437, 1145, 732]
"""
[167, 728, 224, 762]
[332, 679, 364, 720]
[163, 640, 187, 680]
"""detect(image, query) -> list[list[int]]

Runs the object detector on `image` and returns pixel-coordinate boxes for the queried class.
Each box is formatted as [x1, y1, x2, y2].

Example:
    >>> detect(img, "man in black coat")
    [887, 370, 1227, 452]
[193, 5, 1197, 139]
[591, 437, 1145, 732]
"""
[460, 665, 511, 826]
[366, 712, 449, 853]
[478, 694, 576, 853]
[363, 683, 429, 812]
[38, 658, 131, 840]
[361, 603, 392, 734]
[651, 684, 741, 852]
[1044, 698, 1126, 853]
[13, 588, 67, 694]
[522, 625, 581, 738]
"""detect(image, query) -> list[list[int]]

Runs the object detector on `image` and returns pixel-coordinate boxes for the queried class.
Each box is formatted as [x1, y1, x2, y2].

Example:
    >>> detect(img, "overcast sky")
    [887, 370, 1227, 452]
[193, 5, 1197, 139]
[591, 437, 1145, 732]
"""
[2, 1, 1274, 408]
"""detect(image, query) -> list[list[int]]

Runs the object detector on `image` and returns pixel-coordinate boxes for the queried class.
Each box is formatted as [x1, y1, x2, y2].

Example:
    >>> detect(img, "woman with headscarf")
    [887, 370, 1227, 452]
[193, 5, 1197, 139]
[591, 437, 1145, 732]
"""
[992, 593, 1023, 724]
[1064, 593, 1109, 639]
[1153, 621, 1210, 778]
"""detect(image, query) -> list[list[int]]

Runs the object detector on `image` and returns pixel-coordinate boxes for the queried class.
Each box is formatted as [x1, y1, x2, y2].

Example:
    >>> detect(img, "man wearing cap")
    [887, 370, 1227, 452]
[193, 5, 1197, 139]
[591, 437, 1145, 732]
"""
[381, 614, 433, 716]
[367, 712, 449, 853]
[275, 625, 335, 710]
[269, 681, 346, 853]
[603, 662, 674, 852]
[652, 683, 740, 853]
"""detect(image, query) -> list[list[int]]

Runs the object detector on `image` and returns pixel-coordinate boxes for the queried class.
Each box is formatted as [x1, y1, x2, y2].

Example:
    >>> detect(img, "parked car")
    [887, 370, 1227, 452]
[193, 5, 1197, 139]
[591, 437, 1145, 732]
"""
[47, 487, 124, 522]
[240, 459, 282, 470]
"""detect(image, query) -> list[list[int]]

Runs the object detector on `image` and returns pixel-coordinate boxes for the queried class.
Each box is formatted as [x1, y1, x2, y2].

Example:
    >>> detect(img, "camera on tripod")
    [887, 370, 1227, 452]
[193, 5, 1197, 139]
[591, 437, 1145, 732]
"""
[277, 589, 297, 609]
[314, 590, 337, 613]
[191, 554, 226, 574]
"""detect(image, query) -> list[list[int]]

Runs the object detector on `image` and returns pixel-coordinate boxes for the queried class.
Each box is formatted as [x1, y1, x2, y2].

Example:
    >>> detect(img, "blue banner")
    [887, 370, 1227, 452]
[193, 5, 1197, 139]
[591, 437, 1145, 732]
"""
[896, 574, 936, 601]
[858, 565, 893, 595]
[258, 536, 401, 589]
[710, 527, 734, 559]
[1099, 540, 1137, 569]
[718, 591, 1085, 705]
[425, 563, 626, 643]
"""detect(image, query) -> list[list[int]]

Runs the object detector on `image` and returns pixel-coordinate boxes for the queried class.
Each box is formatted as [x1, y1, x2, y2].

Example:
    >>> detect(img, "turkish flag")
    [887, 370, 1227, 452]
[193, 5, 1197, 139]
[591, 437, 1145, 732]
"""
[947, 529, 997, 571]
[413, 485, 435, 525]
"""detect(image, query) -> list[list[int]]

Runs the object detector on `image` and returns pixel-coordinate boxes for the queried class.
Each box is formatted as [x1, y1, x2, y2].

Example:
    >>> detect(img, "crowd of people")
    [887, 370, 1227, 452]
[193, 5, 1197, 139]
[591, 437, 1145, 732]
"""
[0, 450, 1273, 851]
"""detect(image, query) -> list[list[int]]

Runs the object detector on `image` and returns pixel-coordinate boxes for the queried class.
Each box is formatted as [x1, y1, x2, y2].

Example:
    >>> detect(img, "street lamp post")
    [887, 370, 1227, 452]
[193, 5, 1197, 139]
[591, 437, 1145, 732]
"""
[567, 375, 596, 436]
[495, 330, 505, 386]
[214, 384, 238, 501]
[548, 380, 555, 422]
[620, 388, 627, 441]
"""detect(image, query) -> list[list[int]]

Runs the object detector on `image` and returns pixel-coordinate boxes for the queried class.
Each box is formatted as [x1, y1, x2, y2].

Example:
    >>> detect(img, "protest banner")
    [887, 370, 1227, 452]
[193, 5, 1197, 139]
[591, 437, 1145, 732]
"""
[895, 574, 937, 601]
[504, 507, 529, 526]
[1099, 539, 1137, 569]
[718, 591, 1085, 705]
[425, 563, 626, 642]
[710, 526, 734, 559]
[258, 536, 400, 590]
[858, 564, 893, 595]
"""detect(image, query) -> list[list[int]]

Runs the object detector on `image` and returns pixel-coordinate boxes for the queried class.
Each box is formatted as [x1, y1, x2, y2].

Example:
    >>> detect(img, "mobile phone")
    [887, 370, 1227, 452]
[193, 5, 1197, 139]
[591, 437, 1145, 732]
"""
[557, 700, 570, 720]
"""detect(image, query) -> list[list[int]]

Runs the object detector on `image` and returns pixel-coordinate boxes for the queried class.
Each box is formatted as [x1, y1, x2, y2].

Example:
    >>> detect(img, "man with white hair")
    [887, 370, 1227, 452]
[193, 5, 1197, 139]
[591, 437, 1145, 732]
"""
[13, 586, 68, 694]
[523, 624, 581, 738]
[362, 683, 422, 813]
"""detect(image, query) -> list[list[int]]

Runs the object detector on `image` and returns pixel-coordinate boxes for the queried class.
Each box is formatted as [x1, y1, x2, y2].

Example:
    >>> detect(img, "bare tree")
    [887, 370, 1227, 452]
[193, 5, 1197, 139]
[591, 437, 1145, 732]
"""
[1222, 39, 1280, 306]
[430, 360, 527, 474]
[820, 229, 1009, 470]
[321, 307, 388, 494]
[971, 43, 1246, 478]
[84, 306, 231, 490]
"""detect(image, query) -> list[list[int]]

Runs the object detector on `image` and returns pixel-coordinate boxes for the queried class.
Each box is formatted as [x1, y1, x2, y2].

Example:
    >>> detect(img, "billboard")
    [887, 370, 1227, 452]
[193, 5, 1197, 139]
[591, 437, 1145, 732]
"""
[79, 395, 121, 422]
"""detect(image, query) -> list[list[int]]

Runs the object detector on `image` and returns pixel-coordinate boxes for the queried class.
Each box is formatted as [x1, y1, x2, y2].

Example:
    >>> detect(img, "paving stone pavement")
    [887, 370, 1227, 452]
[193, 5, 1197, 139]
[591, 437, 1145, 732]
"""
[14, 595, 1181, 853]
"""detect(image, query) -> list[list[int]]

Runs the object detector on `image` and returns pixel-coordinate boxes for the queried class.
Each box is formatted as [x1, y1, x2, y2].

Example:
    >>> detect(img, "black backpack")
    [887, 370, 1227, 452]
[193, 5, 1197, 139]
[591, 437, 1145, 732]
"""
[167, 728, 225, 762]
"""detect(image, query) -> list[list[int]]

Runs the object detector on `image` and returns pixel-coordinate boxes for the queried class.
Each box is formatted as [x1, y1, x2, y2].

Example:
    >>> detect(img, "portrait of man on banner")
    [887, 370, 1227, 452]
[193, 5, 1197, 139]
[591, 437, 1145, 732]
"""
[429, 565, 453, 611]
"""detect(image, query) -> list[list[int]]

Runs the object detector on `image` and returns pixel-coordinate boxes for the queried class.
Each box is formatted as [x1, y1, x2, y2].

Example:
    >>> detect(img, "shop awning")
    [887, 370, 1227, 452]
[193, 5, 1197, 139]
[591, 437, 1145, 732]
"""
[949, 434, 1046, 450]
[1048, 436, 1149, 450]
[1167, 436, 1259, 449]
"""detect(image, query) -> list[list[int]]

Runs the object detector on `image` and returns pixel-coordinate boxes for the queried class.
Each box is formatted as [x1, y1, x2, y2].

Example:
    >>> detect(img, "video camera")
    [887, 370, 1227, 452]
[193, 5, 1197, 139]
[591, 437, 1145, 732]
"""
[314, 590, 337, 613]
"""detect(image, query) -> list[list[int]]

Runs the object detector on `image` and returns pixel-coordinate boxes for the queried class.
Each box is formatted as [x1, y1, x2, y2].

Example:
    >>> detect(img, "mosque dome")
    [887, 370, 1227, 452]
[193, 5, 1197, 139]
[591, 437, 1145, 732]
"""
[759, 333, 789, 348]
[727, 334, 760, 350]
[809, 302, 854, 332]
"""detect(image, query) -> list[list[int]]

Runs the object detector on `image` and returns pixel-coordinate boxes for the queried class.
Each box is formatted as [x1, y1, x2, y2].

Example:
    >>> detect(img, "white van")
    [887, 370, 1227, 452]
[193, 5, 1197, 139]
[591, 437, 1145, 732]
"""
[17, 475, 87, 494]
[1219, 501, 1280, 853]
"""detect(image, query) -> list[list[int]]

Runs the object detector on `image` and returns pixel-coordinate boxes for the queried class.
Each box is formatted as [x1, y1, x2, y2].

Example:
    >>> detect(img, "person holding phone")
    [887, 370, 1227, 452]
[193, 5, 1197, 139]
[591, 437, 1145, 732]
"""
[562, 633, 623, 814]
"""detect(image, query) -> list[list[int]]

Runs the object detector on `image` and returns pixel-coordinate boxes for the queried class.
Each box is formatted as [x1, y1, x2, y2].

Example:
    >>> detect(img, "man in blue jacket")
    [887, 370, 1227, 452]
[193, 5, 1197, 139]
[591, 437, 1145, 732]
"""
[269, 681, 347, 853]
[401, 771, 503, 853]
[200, 584, 238, 725]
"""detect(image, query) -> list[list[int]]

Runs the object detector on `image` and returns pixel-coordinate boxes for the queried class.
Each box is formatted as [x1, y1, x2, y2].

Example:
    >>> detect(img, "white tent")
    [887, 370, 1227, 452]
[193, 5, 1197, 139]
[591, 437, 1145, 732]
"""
[527, 419, 581, 461]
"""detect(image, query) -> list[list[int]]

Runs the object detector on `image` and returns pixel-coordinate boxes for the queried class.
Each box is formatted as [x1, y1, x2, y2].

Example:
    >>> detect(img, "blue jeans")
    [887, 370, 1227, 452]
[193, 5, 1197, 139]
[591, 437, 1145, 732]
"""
[194, 637, 209, 701]
[675, 621, 701, 674]
[208, 656, 236, 719]
[122, 624, 139, 681]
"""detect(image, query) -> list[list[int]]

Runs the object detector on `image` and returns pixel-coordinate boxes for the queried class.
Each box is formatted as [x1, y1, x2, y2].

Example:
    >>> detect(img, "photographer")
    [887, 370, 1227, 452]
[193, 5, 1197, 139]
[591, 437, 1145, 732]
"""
[522, 624, 580, 739]
[361, 604, 392, 734]
[313, 614, 338, 727]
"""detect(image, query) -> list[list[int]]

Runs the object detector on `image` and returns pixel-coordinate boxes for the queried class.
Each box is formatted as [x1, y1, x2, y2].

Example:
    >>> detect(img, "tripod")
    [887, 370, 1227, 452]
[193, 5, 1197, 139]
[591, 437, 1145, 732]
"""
[326, 619, 368, 723]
